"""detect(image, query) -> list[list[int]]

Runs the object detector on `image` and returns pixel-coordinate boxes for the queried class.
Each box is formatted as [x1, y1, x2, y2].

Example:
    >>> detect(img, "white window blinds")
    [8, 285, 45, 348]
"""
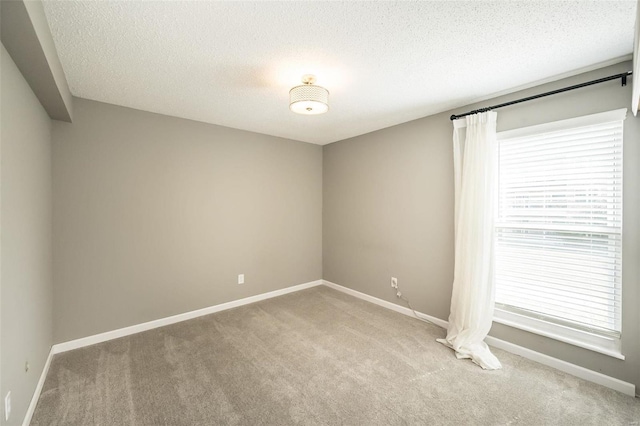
[495, 109, 625, 338]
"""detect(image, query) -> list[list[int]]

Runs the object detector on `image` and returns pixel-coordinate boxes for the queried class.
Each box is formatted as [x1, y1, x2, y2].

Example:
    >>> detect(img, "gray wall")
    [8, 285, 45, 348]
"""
[53, 98, 323, 343]
[1, 44, 53, 425]
[323, 61, 640, 391]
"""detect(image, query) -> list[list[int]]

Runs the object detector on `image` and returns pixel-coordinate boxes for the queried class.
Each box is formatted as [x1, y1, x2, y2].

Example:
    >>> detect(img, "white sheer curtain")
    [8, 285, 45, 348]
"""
[436, 111, 502, 370]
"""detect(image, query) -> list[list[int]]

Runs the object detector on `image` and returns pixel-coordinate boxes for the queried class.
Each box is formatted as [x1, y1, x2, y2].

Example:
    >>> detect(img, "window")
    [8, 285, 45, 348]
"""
[494, 109, 626, 358]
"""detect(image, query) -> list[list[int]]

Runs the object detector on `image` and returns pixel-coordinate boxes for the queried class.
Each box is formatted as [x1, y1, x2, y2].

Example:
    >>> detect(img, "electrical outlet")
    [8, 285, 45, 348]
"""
[391, 277, 398, 289]
[5, 391, 11, 421]
[238, 274, 244, 284]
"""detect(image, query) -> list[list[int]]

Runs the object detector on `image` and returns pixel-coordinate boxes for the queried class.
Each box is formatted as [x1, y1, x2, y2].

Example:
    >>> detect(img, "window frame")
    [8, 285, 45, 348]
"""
[493, 108, 626, 359]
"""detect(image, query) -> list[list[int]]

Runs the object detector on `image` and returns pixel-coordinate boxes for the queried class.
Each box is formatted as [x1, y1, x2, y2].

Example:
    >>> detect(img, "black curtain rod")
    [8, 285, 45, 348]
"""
[449, 71, 632, 121]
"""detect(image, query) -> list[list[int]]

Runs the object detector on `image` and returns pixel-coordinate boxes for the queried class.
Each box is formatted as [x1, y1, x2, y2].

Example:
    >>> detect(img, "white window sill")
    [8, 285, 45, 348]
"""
[493, 308, 624, 360]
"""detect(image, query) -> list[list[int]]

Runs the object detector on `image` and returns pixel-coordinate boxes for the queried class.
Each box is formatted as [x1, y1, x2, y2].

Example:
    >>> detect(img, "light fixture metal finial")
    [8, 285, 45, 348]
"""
[301, 74, 317, 85]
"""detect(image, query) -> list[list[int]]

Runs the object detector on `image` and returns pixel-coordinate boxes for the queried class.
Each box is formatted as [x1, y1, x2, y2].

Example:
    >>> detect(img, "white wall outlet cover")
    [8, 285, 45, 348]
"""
[238, 274, 244, 284]
[5, 391, 11, 421]
[391, 277, 398, 288]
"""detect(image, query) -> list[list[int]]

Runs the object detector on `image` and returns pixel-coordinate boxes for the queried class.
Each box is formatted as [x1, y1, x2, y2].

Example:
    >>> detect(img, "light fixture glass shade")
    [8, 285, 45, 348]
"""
[289, 83, 329, 115]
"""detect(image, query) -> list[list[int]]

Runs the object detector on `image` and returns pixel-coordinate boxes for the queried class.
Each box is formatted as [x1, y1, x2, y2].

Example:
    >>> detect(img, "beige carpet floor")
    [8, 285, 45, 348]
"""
[32, 286, 640, 425]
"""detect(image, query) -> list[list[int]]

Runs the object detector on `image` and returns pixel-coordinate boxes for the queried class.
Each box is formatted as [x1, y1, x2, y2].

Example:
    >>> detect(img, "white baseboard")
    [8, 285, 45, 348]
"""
[321, 279, 448, 328]
[52, 280, 323, 354]
[484, 336, 636, 397]
[320, 280, 636, 398]
[23, 347, 54, 426]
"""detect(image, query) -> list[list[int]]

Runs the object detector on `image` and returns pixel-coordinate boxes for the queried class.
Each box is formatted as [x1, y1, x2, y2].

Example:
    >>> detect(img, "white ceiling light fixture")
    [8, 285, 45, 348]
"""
[289, 75, 329, 115]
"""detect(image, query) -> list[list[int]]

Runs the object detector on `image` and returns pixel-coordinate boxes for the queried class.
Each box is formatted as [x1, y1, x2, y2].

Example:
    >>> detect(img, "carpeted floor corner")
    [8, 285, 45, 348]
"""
[31, 286, 640, 425]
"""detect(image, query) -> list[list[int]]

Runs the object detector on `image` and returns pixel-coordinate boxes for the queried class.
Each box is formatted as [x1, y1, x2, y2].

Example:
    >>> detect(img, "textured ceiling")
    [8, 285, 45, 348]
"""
[42, 1, 636, 145]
